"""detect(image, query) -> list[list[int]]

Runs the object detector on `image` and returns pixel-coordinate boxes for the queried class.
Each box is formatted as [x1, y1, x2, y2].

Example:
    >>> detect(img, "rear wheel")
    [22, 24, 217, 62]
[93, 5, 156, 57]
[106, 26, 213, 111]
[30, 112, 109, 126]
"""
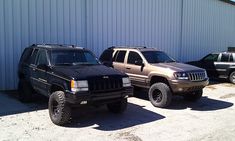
[18, 79, 34, 102]
[148, 83, 172, 108]
[49, 91, 71, 125]
[107, 98, 127, 113]
[184, 89, 203, 102]
[229, 71, 235, 84]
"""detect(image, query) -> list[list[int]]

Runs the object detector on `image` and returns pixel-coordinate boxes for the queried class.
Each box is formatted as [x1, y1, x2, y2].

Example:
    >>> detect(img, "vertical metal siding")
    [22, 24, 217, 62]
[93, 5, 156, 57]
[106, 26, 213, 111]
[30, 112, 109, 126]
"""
[0, 0, 86, 90]
[181, 0, 235, 61]
[1, 0, 235, 90]
[86, 0, 182, 58]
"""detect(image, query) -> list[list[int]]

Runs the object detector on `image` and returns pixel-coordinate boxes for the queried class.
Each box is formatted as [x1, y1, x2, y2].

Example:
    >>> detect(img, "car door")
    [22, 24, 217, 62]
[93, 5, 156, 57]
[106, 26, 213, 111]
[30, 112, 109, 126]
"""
[215, 53, 233, 78]
[124, 51, 148, 86]
[112, 50, 127, 72]
[200, 53, 219, 77]
[32, 49, 50, 96]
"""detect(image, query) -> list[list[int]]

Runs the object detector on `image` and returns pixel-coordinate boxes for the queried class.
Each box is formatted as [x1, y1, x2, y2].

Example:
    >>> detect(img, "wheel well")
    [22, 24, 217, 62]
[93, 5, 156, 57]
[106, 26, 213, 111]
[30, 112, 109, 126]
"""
[150, 76, 170, 86]
[50, 84, 64, 94]
[229, 69, 235, 75]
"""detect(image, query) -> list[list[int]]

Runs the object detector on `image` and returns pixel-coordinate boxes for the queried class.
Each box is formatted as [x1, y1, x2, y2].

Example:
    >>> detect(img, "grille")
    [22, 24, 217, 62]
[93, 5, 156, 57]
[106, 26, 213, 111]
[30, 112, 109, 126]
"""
[188, 72, 206, 82]
[89, 78, 123, 92]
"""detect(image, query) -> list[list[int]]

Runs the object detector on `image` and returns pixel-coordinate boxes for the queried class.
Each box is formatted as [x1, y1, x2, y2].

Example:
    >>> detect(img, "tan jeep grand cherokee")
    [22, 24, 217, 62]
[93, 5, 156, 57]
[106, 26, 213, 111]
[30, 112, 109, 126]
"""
[100, 46, 209, 108]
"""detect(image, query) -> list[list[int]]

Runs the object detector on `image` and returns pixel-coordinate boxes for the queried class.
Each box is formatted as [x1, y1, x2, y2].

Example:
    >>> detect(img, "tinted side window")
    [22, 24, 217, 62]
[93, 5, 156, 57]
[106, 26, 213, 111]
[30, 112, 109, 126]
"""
[114, 51, 126, 63]
[221, 53, 229, 62]
[20, 48, 33, 64]
[203, 54, 219, 61]
[36, 50, 49, 65]
[229, 54, 234, 62]
[100, 49, 113, 62]
[127, 51, 142, 64]
[30, 49, 39, 65]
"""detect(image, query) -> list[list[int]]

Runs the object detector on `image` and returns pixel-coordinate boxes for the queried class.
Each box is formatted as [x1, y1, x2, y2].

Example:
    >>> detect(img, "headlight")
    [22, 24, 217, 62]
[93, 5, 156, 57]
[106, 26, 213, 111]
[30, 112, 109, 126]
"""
[174, 72, 189, 80]
[71, 80, 89, 92]
[122, 77, 131, 87]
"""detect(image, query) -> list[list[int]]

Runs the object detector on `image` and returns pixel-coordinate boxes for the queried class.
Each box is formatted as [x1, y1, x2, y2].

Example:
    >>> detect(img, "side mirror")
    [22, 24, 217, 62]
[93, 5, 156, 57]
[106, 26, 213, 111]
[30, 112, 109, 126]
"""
[37, 64, 49, 71]
[135, 60, 144, 66]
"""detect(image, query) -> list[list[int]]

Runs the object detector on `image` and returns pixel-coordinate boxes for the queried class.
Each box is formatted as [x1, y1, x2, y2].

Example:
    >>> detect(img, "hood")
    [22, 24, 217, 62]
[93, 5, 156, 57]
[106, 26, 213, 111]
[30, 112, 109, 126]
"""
[151, 62, 204, 72]
[52, 64, 126, 80]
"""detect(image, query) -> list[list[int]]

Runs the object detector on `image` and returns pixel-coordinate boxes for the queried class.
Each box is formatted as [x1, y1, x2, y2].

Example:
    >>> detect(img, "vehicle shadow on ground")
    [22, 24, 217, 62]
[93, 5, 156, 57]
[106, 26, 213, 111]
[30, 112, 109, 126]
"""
[134, 90, 234, 111]
[0, 91, 165, 131]
[66, 103, 165, 131]
[0, 91, 48, 117]
[168, 96, 233, 111]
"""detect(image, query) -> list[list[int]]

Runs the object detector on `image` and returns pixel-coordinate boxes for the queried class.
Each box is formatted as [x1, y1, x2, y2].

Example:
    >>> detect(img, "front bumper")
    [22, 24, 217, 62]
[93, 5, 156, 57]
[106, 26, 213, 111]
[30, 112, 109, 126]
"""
[169, 78, 209, 93]
[65, 87, 133, 106]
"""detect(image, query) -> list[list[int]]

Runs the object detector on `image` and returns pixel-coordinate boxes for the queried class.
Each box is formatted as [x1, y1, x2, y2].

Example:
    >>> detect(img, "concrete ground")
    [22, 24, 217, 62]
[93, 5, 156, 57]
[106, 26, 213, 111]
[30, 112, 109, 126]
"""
[0, 82, 235, 141]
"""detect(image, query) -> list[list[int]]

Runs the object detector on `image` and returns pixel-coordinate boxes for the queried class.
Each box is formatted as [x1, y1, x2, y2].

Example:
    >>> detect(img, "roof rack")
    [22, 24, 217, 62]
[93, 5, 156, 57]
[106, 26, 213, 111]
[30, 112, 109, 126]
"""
[108, 46, 147, 49]
[31, 44, 83, 49]
[228, 47, 235, 52]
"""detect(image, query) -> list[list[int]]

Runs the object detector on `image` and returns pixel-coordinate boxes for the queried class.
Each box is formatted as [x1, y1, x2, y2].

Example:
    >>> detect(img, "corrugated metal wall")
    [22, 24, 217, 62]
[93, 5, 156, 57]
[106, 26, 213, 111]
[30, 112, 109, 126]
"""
[0, 0, 87, 90]
[0, 0, 235, 90]
[181, 0, 235, 61]
[86, 0, 182, 58]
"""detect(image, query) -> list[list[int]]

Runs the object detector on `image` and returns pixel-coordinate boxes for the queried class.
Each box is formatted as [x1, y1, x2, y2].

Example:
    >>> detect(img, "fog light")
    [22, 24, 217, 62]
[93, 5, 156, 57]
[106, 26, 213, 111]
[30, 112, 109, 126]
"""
[80, 101, 87, 104]
[178, 88, 183, 91]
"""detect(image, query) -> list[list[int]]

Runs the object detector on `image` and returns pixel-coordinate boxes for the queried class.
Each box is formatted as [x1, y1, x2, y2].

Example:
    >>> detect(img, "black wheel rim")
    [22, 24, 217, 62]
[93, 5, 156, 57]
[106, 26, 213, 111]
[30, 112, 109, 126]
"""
[52, 100, 60, 117]
[152, 89, 163, 103]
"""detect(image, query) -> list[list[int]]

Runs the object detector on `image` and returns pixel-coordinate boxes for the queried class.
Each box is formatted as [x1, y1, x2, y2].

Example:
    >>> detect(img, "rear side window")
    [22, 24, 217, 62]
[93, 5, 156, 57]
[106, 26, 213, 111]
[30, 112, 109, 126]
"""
[221, 53, 230, 62]
[127, 51, 142, 64]
[230, 54, 234, 62]
[36, 50, 49, 65]
[229, 54, 234, 62]
[30, 49, 39, 65]
[100, 49, 113, 62]
[114, 51, 126, 63]
[20, 48, 33, 64]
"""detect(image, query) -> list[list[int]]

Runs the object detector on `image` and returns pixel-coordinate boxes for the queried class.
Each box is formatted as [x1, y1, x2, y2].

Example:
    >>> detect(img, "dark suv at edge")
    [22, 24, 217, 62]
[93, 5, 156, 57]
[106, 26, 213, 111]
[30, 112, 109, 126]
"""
[188, 51, 235, 84]
[18, 44, 133, 125]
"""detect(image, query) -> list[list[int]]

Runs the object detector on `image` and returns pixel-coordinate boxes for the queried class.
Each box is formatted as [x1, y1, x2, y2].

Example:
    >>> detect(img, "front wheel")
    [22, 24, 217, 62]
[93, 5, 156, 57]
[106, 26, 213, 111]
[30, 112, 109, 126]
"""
[107, 98, 127, 113]
[229, 71, 235, 84]
[49, 91, 71, 126]
[184, 89, 203, 102]
[148, 83, 172, 108]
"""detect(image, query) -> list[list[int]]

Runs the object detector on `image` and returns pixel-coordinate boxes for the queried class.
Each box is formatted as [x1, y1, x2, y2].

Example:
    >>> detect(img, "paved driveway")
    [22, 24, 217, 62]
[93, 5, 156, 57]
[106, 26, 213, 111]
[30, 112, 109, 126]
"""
[0, 82, 235, 141]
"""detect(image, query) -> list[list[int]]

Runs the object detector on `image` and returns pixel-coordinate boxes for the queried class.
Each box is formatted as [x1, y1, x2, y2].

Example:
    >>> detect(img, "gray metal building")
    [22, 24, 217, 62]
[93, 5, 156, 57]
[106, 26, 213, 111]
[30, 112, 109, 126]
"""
[0, 0, 235, 90]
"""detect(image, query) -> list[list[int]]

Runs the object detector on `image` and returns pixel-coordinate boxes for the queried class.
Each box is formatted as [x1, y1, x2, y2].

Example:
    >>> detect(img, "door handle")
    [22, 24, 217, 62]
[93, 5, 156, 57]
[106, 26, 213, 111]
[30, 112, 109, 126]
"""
[126, 67, 131, 70]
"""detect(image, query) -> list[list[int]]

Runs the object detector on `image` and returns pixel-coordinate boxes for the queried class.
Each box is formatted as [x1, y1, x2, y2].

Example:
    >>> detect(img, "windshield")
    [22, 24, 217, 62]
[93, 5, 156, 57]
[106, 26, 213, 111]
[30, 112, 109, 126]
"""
[51, 50, 99, 66]
[142, 51, 175, 63]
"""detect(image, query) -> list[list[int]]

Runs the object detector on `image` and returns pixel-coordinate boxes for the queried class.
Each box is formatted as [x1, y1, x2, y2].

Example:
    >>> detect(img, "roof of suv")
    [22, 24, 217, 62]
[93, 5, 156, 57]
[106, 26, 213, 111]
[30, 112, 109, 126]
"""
[30, 44, 85, 50]
[109, 46, 158, 51]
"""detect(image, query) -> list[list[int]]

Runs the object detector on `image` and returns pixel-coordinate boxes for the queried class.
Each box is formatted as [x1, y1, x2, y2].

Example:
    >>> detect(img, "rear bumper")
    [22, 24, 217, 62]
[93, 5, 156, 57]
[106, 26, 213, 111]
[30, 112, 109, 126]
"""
[169, 78, 209, 93]
[65, 87, 133, 106]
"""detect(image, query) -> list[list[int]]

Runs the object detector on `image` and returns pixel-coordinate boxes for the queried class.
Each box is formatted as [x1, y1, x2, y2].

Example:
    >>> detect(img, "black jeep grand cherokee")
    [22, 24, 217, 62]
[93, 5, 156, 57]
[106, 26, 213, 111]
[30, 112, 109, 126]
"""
[18, 44, 133, 125]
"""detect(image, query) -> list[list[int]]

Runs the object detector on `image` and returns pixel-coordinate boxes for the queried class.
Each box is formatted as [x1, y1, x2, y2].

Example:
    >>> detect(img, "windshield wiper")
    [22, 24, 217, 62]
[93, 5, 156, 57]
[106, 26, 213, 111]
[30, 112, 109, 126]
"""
[164, 60, 176, 63]
[73, 62, 98, 65]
